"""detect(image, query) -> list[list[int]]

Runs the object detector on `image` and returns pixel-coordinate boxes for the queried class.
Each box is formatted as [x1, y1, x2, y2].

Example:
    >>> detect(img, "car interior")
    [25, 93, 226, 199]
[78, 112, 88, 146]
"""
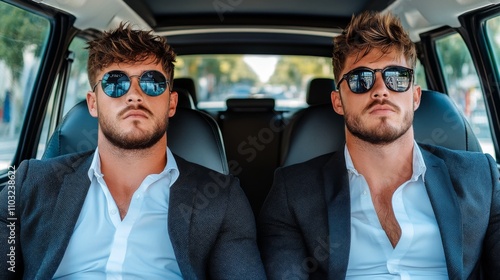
[1, 0, 500, 219]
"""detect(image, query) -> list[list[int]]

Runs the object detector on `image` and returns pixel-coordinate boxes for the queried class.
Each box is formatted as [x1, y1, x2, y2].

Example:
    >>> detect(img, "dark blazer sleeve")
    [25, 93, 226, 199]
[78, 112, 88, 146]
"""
[258, 167, 309, 280]
[207, 176, 267, 279]
[0, 160, 28, 279]
[481, 153, 500, 277]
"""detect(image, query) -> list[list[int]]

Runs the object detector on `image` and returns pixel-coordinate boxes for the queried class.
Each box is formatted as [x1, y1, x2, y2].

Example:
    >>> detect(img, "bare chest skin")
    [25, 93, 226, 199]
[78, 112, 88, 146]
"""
[371, 188, 402, 248]
[115, 197, 131, 220]
[107, 183, 136, 220]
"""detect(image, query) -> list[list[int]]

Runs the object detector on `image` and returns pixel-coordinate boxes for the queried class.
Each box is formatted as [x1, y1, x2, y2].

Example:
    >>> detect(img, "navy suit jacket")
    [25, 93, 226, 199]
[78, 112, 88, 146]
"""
[258, 144, 500, 280]
[0, 151, 266, 279]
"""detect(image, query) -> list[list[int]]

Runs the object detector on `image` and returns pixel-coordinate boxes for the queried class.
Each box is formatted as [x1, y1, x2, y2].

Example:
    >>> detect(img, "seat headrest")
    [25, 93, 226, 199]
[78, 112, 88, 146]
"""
[42, 100, 229, 174]
[174, 88, 195, 109]
[281, 104, 344, 166]
[226, 98, 275, 112]
[173, 77, 197, 104]
[414, 89, 482, 151]
[306, 78, 335, 105]
[281, 89, 482, 166]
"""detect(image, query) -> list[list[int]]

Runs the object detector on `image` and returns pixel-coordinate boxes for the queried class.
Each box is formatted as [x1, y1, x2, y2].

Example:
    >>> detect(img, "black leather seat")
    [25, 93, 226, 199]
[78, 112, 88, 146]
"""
[42, 98, 229, 174]
[305, 77, 335, 106]
[174, 77, 197, 106]
[281, 89, 482, 167]
[280, 77, 336, 165]
[219, 98, 285, 214]
[174, 88, 196, 109]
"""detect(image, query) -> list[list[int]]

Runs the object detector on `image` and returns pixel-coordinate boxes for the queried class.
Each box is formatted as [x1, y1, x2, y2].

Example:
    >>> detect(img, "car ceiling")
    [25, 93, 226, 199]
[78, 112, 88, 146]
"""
[124, 0, 390, 29]
[35, 0, 500, 56]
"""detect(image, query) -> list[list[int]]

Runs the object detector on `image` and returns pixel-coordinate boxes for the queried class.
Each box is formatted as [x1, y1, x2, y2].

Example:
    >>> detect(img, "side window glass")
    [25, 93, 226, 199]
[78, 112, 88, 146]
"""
[36, 36, 89, 158]
[435, 32, 495, 158]
[414, 59, 428, 90]
[63, 37, 89, 114]
[0, 2, 50, 170]
[485, 16, 500, 93]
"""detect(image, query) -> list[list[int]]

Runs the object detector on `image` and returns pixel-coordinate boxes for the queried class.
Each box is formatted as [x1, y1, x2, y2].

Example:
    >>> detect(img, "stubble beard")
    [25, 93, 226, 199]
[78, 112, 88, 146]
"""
[99, 106, 169, 150]
[344, 101, 414, 145]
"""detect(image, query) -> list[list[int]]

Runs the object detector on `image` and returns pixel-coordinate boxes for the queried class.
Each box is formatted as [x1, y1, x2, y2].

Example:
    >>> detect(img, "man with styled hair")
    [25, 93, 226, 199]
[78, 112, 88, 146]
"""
[0, 23, 265, 279]
[259, 11, 500, 279]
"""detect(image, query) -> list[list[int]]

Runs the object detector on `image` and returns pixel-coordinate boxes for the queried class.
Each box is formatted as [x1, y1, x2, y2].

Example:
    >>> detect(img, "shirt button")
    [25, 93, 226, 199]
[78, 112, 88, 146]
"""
[110, 209, 117, 215]
[362, 190, 367, 195]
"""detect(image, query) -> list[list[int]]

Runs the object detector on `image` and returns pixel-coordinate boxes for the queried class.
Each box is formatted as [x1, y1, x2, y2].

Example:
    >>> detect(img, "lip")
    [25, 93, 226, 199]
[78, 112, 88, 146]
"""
[368, 104, 395, 115]
[123, 109, 148, 119]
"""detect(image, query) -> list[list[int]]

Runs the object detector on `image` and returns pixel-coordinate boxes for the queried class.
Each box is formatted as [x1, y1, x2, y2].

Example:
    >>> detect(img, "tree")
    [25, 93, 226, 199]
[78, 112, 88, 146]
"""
[176, 55, 258, 100]
[0, 2, 48, 79]
[435, 33, 471, 85]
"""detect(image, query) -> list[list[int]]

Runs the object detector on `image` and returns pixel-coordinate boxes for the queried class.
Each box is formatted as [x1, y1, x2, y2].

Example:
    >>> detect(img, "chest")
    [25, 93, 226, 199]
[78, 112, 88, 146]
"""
[347, 178, 448, 277]
[52, 180, 183, 278]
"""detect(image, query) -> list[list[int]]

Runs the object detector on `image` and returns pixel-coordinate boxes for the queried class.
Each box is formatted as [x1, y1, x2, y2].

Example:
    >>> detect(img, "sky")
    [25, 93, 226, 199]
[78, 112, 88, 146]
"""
[243, 55, 279, 82]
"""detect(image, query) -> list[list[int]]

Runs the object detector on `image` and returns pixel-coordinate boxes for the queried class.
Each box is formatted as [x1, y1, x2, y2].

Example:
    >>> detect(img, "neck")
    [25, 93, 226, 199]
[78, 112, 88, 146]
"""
[345, 130, 415, 194]
[98, 136, 168, 191]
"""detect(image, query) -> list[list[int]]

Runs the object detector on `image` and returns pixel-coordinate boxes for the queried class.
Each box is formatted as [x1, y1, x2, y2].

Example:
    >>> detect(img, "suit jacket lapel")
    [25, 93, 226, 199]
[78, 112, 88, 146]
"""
[322, 151, 351, 279]
[168, 156, 198, 279]
[420, 147, 463, 279]
[37, 152, 94, 279]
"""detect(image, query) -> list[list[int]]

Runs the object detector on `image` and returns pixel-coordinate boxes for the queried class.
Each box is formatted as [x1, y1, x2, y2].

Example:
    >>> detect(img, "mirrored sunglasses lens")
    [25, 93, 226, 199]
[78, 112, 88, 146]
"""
[102, 71, 130, 97]
[348, 70, 373, 93]
[384, 68, 411, 92]
[140, 71, 167, 96]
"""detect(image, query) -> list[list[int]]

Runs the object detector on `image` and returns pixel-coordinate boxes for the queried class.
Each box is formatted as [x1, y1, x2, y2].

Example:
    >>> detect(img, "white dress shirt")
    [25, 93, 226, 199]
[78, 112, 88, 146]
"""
[344, 142, 448, 279]
[53, 148, 183, 280]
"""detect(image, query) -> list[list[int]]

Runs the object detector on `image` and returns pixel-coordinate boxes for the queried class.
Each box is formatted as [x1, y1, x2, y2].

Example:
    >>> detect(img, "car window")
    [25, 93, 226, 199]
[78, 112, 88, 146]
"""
[176, 54, 332, 110]
[64, 37, 90, 114]
[0, 1, 50, 170]
[485, 15, 500, 91]
[435, 32, 495, 158]
[414, 59, 428, 90]
[36, 36, 89, 159]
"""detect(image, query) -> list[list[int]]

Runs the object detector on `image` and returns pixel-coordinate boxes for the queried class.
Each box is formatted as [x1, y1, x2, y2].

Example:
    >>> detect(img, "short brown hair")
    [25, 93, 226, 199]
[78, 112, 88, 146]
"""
[332, 11, 416, 81]
[87, 22, 176, 89]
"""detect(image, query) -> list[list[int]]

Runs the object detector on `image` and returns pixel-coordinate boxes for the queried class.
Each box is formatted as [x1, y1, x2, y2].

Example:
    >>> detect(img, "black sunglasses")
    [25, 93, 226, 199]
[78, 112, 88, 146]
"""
[92, 70, 169, 98]
[336, 66, 414, 94]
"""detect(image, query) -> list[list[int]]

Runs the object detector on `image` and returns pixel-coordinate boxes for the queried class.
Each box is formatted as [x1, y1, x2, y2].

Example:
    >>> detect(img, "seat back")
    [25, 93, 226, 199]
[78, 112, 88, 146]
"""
[280, 78, 338, 165]
[219, 98, 285, 214]
[281, 104, 345, 166]
[43, 99, 229, 174]
[281, 89, 482, 166]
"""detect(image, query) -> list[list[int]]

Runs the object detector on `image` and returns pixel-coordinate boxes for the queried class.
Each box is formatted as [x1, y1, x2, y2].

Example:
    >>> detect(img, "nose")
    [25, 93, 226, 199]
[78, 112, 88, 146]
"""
[125, 76, 144, 104]
[370, 72, 389, 100]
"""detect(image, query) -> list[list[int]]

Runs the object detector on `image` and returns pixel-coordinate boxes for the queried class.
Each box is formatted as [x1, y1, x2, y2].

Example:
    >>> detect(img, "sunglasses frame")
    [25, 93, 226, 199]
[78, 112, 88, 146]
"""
[92, 70, 170, 98]
[336, 66, 414, 94]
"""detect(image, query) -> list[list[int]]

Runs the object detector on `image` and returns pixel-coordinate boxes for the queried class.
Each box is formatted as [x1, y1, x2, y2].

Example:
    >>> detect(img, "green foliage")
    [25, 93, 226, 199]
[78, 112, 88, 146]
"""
[69, 37, 90, 75]
[435, 33, 470, 82]
[486, 16, 500, 74]
[269, 56, 331, 86]
[176, 54, 259, 88]
[175, 54, 333, 101]
[0, 2, 49, 78]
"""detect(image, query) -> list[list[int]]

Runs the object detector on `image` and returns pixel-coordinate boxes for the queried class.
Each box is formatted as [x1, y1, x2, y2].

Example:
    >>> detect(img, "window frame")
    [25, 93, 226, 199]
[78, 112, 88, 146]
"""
[0, 0, 77, 184]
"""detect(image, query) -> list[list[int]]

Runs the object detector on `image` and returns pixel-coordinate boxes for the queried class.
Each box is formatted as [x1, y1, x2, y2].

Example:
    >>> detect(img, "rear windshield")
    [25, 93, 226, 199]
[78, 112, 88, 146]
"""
[175, 54, 332, 110]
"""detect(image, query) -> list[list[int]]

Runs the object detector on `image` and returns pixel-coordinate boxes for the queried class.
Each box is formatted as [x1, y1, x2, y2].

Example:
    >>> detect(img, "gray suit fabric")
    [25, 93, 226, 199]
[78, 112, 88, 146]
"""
[258, 144, 500, 280]
[0, 151, 266, 279]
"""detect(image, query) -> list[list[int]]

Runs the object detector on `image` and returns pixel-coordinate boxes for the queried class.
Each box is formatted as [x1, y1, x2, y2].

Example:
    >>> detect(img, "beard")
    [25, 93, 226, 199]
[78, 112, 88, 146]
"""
[344, 100, 413, 145]
[99, 105, 169, 150]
